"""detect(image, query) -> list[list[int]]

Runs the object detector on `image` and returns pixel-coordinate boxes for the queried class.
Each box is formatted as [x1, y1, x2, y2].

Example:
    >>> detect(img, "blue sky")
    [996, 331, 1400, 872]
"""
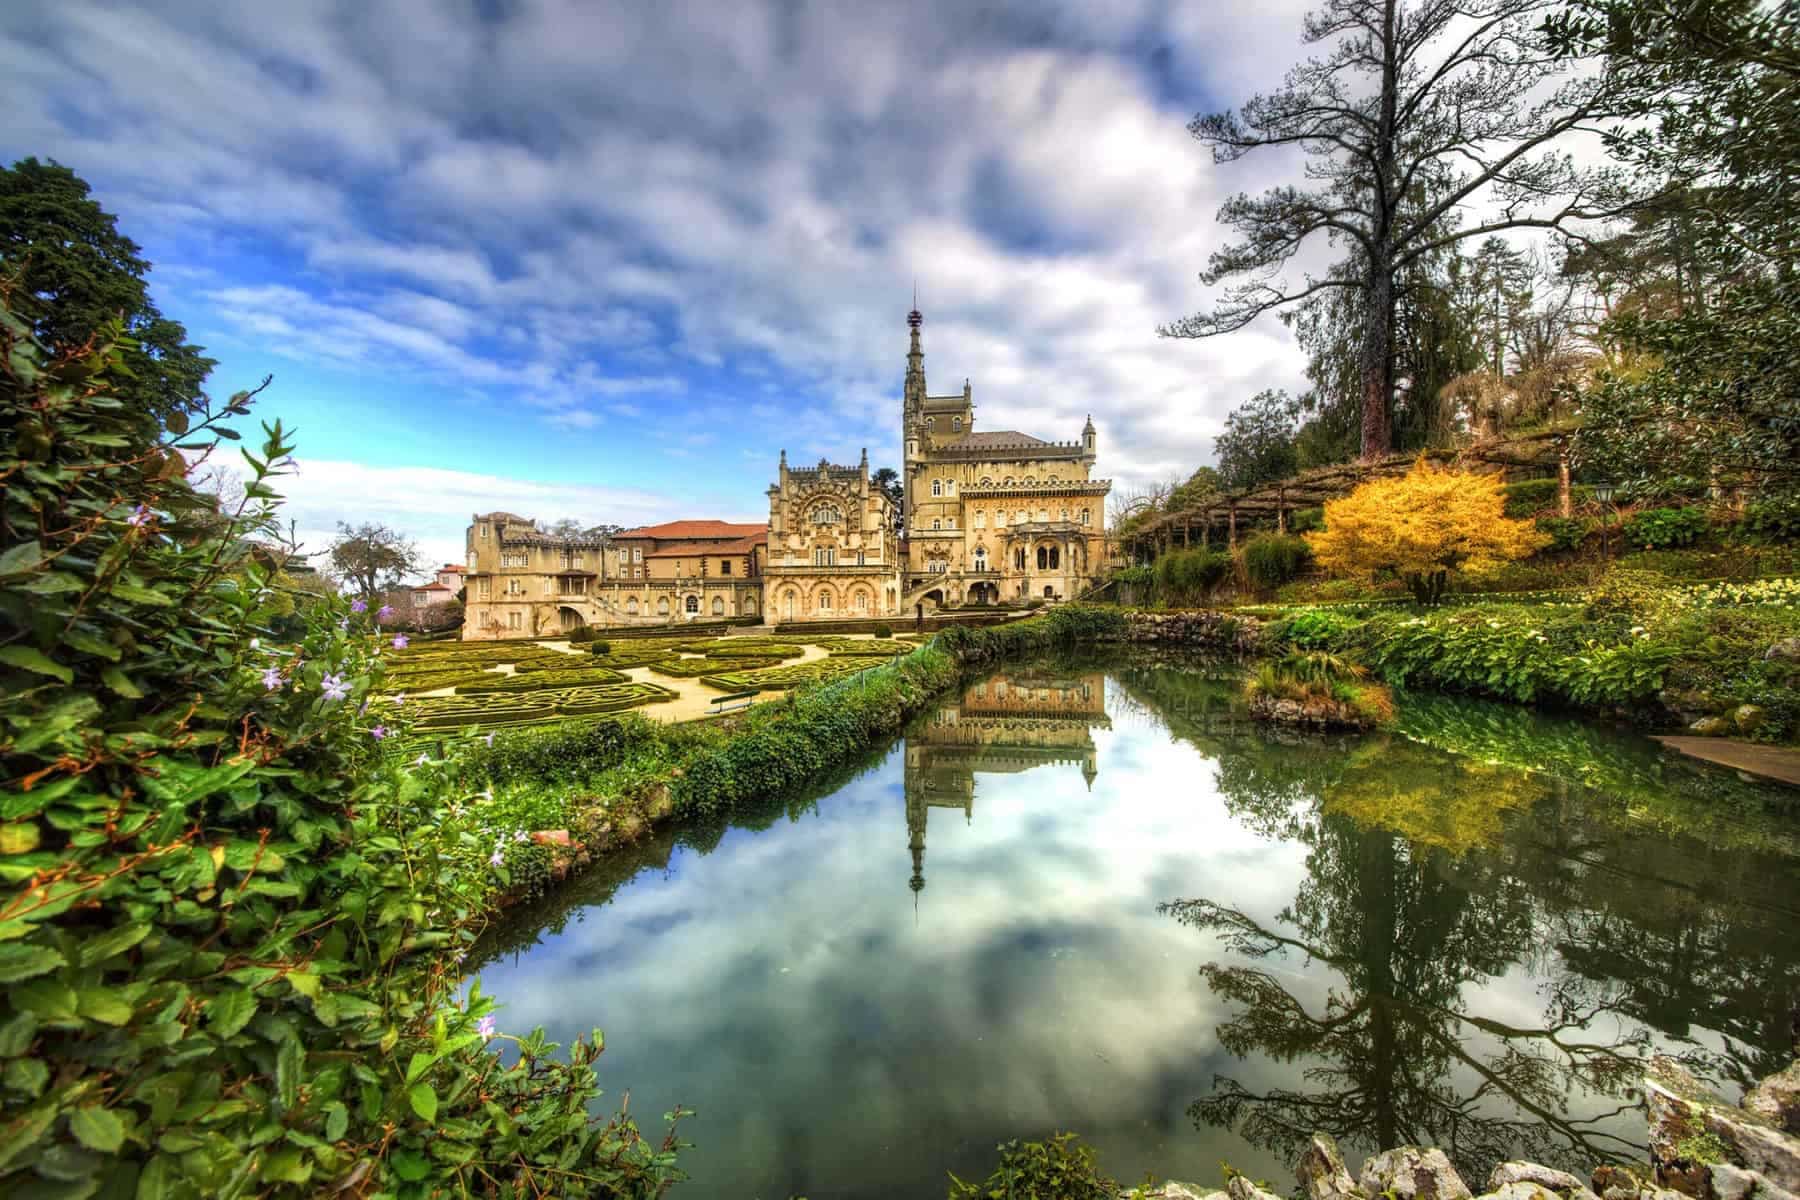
[1, 0, 1315, 569]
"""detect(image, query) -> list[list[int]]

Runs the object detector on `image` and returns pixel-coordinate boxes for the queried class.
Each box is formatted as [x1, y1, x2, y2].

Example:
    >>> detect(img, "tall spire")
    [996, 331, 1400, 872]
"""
[904, 296, 925, 415]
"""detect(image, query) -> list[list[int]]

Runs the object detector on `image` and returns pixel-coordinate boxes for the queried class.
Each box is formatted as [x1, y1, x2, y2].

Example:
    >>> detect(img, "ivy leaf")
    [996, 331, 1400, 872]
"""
[0, 540, 44, 577]
[276, 1037, 303, 1113]
[324, 1102, 348, 1143]
[407, 1082, 438, 1123]
[0, 943, 65, 983]
[69, 1106, 125, 1154]
[77, 922, 150, 967]
[206, 988, 257, 1039]
[0, 646, 73, 684]
[77, 989, 135, 1026]
[101, 666, 143, 698]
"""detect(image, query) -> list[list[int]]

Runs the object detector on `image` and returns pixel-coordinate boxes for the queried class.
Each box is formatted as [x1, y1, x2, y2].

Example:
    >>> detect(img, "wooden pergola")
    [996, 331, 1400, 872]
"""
[1115, 430, 1568, 560]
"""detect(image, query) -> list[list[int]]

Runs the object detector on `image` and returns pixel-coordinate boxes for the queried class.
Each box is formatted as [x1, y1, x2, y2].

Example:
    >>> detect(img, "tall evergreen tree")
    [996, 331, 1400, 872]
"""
[1161, 0, 1626, 462]
[0, 158, 214, 424]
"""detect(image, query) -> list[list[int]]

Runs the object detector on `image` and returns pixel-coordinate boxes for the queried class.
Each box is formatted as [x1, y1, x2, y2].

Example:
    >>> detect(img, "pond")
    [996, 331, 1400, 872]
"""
[470, 654, 1800, 1199]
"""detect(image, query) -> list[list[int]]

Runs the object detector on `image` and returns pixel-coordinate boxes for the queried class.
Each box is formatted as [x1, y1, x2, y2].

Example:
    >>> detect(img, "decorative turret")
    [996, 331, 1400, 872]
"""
[904, 301, 925, 417]
[1082, 414, 1097, 459]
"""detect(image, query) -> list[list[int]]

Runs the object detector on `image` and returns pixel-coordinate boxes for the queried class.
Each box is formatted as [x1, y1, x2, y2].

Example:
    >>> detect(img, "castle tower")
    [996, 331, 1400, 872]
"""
[1082, 413, 1097, 461]
[903, 303, 925, 523]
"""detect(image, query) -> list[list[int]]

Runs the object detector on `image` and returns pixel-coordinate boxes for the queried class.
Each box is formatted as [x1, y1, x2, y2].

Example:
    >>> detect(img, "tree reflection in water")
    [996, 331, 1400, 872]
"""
[1121, 663, 1800, 1186]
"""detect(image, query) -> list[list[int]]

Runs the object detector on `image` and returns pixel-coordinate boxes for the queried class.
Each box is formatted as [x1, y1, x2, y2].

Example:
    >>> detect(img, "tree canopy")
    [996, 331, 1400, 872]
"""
[328, 521, 419, 602]
[1162, 0, 1626, 461]
[0, 158, 215, 424]
[1215, 389, 1299, 491]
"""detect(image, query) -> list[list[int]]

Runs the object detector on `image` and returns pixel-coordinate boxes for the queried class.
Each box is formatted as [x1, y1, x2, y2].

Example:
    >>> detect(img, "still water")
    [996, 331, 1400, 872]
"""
[471, 656, 1800, 1199]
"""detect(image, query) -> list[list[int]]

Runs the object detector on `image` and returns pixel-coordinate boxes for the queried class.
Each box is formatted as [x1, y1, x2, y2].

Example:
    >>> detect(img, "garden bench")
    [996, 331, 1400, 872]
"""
[707, 690, 759, 715]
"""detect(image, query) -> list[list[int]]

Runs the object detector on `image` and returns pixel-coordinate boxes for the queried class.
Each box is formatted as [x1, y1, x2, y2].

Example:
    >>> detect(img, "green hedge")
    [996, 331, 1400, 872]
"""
[1243, 533, 1313, 589]
[391, 681, 676, 728]
[453, 666, 630, 693]
[699, 657, 871, 693]
[648, 655, 786, 678]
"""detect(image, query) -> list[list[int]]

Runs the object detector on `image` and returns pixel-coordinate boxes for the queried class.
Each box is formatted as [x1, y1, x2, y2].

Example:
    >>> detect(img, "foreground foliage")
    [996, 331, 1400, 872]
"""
[0, 301, 682, 1197]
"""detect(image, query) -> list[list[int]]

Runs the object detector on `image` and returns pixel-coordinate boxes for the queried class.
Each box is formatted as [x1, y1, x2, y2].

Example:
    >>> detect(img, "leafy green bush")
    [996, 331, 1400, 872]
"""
[1288, 506, 1324, 533]
[649, 655, 785, 677]
[1269, 608, 1363, 649]
[452, 665, 631, 692]
[1150, 548, 1231, 604]
[1535, 515, 1594, 553]
[1501, 477, 1562, 517]
[700, 658, 869, 693]
[1242, 533, 1313, 589]
[1623, 505, 1711, 549]
[1736, 495, 1800, 544]
[0, 306, 682, 1197]
[947, 1132, 1116, 1200]
[873, 624, 894, 638]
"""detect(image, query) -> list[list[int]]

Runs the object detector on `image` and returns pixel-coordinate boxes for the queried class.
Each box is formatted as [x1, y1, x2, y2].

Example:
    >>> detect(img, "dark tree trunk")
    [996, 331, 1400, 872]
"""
[1359, 263, 1395, 461]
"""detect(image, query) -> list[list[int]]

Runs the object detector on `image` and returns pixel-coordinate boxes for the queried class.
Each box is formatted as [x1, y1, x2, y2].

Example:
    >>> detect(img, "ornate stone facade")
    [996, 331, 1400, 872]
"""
[768, 305, 1112, 624]
[461, 515, 765, 639]
[897, 306, 1110, 611]
[762, 449, 902, 622]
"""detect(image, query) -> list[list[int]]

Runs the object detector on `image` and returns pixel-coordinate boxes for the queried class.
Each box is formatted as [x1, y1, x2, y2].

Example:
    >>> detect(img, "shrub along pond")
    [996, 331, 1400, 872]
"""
[466, 651, 1800, 1199]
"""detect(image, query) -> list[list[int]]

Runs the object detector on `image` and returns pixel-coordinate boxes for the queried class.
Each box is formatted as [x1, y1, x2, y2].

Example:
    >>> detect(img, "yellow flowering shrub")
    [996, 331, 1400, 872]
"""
[1307, 460, 1549, 603]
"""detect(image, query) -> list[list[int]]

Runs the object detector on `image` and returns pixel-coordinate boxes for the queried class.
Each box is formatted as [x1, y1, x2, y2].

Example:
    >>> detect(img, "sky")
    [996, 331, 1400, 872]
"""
[1, 0, 1320, 571]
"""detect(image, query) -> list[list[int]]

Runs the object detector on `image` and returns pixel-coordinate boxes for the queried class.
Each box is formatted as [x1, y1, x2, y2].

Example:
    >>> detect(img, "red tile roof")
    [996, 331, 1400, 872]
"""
[615, 519, 766, 541]
[644, 533, 767, 558]
[440, 564, 466, 573]
[412, 582, 453, 592]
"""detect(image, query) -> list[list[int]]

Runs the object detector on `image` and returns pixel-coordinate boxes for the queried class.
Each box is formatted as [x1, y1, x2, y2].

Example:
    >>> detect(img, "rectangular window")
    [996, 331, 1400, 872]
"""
[975, 511, 985, 528]
[480, 524, 489, 539]
[478, 579, 490, 599]
[1081, 509, 1091, 525]
[413, 592, 428, 605]
[542, 578, 551, 595]
[721, 560, 732, 575]
[632, 547, 642, 563]
[509, 612, 522, 630]
[931, 480, 942, 497]
[814, 548, 835, 566]
[857, 550, 866, 565]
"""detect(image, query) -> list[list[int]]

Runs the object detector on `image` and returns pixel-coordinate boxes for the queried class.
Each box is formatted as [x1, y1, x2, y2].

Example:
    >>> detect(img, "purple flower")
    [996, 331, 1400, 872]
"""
[128, 505, 151, 528]
[394, 692, 406, 706]
[484, 732, 495, 747]
[321, 673, 349, 702]
[261, 667, 282, 691]
[337, 618, 350, 632]
[487, 847, 504, 868]
[414, 752, 429, 767]
[392, 634, 409, 650]
[351, 598, 368, 613]
[370, 725, 388, 741]
[476, 1014, 497, 1039]
[513, 830, 529, 844]
[377, 604, 396, 622]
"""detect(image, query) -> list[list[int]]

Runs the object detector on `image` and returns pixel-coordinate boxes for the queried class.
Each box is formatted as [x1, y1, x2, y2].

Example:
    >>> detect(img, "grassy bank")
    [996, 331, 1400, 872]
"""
[1256, 575, 1800, 743]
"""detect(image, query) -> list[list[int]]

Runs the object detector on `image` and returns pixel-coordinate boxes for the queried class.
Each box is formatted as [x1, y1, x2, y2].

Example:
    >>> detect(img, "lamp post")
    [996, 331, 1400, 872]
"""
[1593, 481, 1617, 558]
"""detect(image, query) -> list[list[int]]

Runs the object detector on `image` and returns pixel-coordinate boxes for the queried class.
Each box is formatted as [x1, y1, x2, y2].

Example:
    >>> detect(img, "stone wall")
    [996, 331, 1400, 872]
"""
[1104, 610, 1266, 654]
[1130, 1057, 1800, 1200]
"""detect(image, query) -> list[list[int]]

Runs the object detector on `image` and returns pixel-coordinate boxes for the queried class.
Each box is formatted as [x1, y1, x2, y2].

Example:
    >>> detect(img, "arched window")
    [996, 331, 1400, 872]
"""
[684, 594, 699, 614]
[712, 596, 725, 615]
[657, 596, 669, 615]
[1050, 547, 1061, 569]
[626, 597, 639, 615]
[854, 590, 868, 610]
[1014, 547, 1026, 571]
[1081, 508, 1090, 525]
[973, 547, 987, 571]
[952, 416, 962, 431]
[975, 509, 986, 528]
[1037, 546, 1048, 570]
[812, 505, 841, 525]
[1038, 508, 1049, 522]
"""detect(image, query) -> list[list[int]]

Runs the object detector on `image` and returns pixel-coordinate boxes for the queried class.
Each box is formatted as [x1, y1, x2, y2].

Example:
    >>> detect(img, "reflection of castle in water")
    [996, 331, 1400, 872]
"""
[904, 672, 1110, 896]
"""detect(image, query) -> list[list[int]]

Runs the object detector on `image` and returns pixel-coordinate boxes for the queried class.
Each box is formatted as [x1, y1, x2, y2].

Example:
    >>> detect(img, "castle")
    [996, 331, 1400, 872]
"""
[460, 306, 1109, 637]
